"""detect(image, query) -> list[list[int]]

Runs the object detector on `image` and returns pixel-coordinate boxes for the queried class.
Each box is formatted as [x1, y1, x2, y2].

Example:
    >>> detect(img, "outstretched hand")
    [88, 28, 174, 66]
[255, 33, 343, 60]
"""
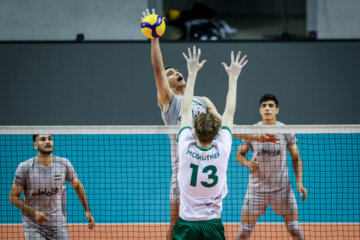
[142, 8, 154, 20]
[259, 134, 280, 144]
[142, 8, 165, 21]
[222, 51, 248, 79]
[182, 46, 207, 74]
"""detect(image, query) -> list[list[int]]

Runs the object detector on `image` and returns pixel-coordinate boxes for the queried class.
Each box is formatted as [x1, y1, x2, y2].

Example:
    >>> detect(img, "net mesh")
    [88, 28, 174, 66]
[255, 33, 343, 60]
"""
[1, 125, 359, 239]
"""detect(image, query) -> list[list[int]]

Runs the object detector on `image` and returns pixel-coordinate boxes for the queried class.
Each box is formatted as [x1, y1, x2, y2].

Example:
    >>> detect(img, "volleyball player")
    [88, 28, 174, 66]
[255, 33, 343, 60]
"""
[172, 47, 248, 239]
[144, 8, 219, 239]
[235, 94, 307, 240]
[142, 8, 278, 239]
[10, 134, 95, 240]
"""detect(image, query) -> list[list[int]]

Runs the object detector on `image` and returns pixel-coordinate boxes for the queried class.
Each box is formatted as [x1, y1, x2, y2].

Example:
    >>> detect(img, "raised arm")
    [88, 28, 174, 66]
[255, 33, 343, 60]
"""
[180, 46, 207, 128]
[221, 51, 248, 132]
[143, 9, 173, 111]
[202, 96, 222, 122]
[151, 38, 173, 109]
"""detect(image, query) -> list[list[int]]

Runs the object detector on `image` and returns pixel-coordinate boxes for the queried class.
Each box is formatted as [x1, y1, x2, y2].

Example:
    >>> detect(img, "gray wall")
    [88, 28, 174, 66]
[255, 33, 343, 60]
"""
[164, 0, 305, 16]
[307, 0, 360, 39]
[0, 41, 359, 125]
[0, 0, 156, 40]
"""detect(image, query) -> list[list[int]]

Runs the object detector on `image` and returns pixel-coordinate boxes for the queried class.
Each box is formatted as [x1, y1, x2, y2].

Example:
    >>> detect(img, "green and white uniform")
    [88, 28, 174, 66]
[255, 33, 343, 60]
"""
[161, 94, 208, 203]
[177, 126, 232, 221]
[13, 156, 77, 240]
[173, 126, 232, 240]
[242, 121, 298, 216]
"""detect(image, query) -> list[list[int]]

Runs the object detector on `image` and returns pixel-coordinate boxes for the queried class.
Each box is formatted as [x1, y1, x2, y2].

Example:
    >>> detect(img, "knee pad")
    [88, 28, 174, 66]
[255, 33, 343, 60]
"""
[235, 222, 255, 240]
[285, 220, 305, 240]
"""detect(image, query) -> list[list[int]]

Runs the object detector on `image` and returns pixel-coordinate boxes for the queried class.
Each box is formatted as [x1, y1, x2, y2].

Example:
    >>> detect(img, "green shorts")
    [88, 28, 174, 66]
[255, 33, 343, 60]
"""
[172, 217, 225, 240]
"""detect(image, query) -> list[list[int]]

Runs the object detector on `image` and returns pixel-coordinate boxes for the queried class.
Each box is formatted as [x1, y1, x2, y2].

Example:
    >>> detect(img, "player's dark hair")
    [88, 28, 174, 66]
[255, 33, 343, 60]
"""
[260, 94, 279, 107]
[33, 135, 39, 142]
[165, 67, 173, 71]
[194, 113, 222, 144]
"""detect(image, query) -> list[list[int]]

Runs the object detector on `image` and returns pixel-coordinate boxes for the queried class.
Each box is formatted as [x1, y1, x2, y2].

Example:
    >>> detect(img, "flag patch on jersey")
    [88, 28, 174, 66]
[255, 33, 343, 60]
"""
[195, 105, 203, 110]
[54, 175, 62, 181]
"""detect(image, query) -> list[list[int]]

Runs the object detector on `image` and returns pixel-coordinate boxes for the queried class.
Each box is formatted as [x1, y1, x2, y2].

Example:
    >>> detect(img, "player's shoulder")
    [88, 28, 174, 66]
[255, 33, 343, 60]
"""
[254, 121, 285, 126]
[178, 126, 192, 139]
[172, 94, 182, 101]
[254, 121, 262, 126]
[18, 157, 36, 168]
[219, 126, 232, 135]
[193, 95, 207, 105]
[215, 126, 232, 145]
[53, 156, 72, 166]
[276, 121, 285, 126]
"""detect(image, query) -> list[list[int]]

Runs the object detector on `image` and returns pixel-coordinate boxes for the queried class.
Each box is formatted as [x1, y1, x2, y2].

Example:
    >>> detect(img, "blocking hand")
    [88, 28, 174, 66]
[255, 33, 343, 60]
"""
[182, 46, 207, 74]
[221, 51, 248, 79]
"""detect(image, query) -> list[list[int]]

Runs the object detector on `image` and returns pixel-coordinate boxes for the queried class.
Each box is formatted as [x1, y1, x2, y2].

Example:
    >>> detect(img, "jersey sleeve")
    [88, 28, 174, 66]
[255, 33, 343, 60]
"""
[177, 127, 194, 154]
[198, 96, 208, 110]
[13, 162, 28, 188]
[285, 133, 297, 147]
[161, 94, 180, 125]
[64, 158, 78, 182]
[216, 126, 233, 156]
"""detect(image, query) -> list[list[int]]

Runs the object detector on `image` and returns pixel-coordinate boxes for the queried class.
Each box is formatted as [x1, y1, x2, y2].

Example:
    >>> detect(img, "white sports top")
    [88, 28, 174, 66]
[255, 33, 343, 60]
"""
[177, 126, 232, 221]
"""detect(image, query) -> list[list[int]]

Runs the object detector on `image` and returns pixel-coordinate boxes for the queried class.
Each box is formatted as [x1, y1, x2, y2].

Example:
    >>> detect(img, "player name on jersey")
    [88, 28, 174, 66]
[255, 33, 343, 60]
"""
[186, 149, 220, 161]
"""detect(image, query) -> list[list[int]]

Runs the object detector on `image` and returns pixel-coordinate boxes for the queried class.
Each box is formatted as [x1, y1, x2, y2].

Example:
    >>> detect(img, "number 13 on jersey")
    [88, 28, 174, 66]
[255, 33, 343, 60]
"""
[190, 163, 218, 188]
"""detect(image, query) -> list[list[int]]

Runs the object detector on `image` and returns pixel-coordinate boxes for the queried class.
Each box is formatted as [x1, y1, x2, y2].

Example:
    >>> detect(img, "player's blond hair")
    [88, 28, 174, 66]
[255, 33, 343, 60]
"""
[194, 113, 221, 144]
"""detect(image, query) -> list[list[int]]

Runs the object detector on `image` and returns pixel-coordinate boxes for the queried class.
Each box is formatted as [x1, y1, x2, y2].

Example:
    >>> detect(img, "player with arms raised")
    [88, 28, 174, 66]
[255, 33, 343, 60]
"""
[142, 8, 277, 239]
[173, 47, 248, 239]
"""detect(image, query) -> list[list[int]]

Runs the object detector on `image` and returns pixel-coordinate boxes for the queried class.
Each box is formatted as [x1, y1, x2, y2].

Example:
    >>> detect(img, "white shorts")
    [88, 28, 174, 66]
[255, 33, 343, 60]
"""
[23, 225, 70, 240]
[242, 187, 298, 216]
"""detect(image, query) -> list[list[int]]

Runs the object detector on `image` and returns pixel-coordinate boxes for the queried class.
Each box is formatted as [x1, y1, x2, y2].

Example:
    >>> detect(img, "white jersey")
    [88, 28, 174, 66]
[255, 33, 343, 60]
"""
[13, 156, 77, 228]
[177, 126, 232, 221]
[243, 121, 297, 193]
[161, 94, 208, 184]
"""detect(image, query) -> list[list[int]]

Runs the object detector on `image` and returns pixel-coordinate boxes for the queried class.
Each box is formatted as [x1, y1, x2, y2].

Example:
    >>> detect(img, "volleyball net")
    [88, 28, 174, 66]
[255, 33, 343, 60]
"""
[0, 125, 359, 239]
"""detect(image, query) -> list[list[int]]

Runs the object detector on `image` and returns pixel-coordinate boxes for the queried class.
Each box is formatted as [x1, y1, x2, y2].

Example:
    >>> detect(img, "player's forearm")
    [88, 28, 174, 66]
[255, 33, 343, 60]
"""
[236, 153, 250, 168]
[151, 38, 164, 69]
[181, 72, 197, 126]
[74, 184, 91, 212]
[293, 158, 304, 184]
[208, 108, 222, 122]
[233, 134, 258, 141]
[223, 78, 238, 122]
[10, 196, 37, 217]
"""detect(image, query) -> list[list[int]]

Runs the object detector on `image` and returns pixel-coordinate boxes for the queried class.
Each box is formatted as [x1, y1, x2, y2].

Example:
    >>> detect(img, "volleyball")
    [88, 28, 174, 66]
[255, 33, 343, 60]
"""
[141, 14, 166, 39]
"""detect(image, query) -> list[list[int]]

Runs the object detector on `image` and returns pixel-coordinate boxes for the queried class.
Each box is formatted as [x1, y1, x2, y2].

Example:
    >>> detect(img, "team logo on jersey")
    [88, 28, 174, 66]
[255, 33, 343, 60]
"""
[54, 175, 62, 181]
[257, 149, 281, 156]
[194, 104, 203, 110]
[32, 187, 59, 196]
